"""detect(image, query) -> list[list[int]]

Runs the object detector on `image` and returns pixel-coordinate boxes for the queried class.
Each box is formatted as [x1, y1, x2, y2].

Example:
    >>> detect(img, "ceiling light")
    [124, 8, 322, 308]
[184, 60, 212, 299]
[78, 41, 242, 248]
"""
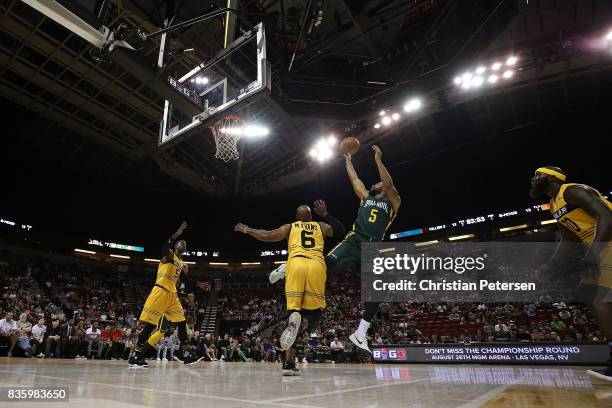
[381, 116, 391, 126]
[491, 62, 502, 71]
[391, 113, 400, 121]
[506, 56, 518, 66]
[374, 123, 381, 129]
[476, 66, 486, 74]
[403, 98, 422, 113]
[243, 125, 269, 137]
[502, 70, 514, 79]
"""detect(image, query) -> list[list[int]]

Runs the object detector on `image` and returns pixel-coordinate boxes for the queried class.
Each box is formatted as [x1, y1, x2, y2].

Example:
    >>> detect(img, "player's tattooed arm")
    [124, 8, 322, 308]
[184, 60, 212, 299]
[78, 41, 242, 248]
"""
[564, 185, 612, 258]
[372, 145, 401, 212]
[344, 154, 368, 200]
[235, 223, 291, 242]
[162, 221, 188, 262]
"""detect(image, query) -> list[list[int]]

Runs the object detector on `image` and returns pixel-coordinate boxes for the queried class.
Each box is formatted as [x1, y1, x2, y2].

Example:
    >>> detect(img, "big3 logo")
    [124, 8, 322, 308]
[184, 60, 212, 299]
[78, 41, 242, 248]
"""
[373, 348, 407, 360]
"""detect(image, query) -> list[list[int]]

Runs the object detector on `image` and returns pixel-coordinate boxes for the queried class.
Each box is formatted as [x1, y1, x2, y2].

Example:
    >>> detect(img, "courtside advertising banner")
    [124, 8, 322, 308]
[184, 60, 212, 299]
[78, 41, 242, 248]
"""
[371, 343, 609, 365]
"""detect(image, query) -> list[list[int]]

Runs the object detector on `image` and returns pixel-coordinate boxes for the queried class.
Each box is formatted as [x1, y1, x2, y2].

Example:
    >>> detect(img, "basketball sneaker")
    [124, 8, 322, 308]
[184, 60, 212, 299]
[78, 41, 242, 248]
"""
[269, 263, 286, 284]
[280, 312, 301, 350]
[282, 360, 300, 376]
[587, 367, 612, 384]
[181, 350, 204, 366]
[349, 332, 371, 353]
[128, 352, 148, 369]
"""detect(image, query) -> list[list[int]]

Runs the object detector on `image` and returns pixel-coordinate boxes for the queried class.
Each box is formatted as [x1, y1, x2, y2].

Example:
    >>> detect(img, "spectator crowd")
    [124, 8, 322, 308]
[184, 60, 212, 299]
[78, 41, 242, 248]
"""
[0, 247, 606, 364]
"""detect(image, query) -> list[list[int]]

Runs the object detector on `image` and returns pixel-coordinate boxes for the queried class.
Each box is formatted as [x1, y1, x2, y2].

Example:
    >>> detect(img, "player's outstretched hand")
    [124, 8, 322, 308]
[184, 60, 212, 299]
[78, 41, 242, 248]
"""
[344, 153, 352, 161]
[234, 223, 249, 233]
[196, 281, 210, 291]
[372, 145, 382, 160]
[178, 221, 188, 233]
[313, 200, 328, 217]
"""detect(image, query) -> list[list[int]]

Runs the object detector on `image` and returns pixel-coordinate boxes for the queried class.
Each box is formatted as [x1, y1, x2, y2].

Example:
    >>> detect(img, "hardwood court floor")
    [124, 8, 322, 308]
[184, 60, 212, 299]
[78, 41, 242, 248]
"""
[0, 358, 610, 407]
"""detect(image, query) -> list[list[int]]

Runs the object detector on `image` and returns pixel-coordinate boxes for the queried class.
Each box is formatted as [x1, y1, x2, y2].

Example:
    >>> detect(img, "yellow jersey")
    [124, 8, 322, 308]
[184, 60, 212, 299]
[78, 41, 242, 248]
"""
[155, 253, 185, 293]
[288, 221, 325, 264]
[550, 183, 612, 243]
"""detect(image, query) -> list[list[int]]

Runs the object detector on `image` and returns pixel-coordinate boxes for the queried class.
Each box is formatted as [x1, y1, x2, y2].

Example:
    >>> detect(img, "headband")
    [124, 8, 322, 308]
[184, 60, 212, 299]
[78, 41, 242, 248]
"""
[535, 167, 566, 181]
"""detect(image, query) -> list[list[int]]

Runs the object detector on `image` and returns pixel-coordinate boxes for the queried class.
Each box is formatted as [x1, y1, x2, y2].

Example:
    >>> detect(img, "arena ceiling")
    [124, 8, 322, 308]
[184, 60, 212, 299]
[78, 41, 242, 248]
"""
[1, 0, 611, 197]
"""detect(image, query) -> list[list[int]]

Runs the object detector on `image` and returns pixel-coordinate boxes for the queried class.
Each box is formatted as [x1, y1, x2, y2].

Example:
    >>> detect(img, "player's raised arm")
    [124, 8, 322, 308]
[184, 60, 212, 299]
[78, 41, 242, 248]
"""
[162, 221, 188, 262]
[345, 154, 368, 201]
[313, 200, 345, 237]
[235, 223, 291, 242]
[372, 145, 401, 212]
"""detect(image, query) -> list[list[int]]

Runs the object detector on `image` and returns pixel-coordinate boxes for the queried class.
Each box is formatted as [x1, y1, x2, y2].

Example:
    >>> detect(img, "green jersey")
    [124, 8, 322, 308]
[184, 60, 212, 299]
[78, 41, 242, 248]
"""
[352, 194, 397, 241]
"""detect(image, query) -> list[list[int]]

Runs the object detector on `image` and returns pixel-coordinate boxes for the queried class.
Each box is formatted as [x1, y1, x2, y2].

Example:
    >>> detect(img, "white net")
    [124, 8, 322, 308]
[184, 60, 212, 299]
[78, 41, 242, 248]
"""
[210, 116, 245, 162]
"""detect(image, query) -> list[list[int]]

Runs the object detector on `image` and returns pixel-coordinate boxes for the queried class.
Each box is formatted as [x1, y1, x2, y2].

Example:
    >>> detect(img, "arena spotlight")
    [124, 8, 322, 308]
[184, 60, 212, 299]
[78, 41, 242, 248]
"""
[502, 70, 514, 79]
[403, 98, 422, 113]
[243, 125, 269, 138]
[379, 110, 386, 116]
[309, 137, 335, 162]
[506, 56, 518, 66]
[193, 76, 209, 85]
[391, 113, 400, 121]
[454, 76, 462, 85]
[381, 116, 392, 126]
[606, 31, 612, 41]
[374, 123, 381, 129]
[475, 66, 486, 74]
[491, 62, 502, 71]
[488, 74, 499, 84]
[471, 76, 484, 88]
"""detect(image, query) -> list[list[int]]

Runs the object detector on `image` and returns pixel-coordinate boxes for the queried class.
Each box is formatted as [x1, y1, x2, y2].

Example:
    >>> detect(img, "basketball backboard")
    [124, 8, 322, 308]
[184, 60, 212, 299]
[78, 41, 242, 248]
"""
[159, 22, 270, 147]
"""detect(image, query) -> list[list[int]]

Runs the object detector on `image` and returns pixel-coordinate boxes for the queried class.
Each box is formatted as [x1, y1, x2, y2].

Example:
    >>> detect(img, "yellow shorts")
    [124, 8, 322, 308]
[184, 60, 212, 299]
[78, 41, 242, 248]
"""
[139, 286, 185, 324]
[285, 256, 326, 311]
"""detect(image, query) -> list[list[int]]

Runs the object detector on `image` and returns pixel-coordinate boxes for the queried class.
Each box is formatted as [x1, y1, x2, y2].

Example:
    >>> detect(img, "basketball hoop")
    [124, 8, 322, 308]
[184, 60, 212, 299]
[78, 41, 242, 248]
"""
[210, 115, 245, 162]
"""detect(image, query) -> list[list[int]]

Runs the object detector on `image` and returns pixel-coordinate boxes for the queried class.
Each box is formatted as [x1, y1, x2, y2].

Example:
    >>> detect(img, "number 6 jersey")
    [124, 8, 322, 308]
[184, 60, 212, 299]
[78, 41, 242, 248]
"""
[288, 221, 325, 263]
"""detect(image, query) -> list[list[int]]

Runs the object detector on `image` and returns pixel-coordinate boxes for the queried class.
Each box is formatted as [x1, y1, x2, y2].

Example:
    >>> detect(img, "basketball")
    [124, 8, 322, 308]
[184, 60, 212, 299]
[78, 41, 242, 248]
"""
[340, 137, 360, 155]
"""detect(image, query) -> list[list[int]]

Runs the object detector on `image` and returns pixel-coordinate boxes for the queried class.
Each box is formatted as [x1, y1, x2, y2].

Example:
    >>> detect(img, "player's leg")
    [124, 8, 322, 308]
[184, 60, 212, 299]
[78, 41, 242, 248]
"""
[327, 234, 376, 352]
[148, 314, 168, 349]
[280, 257, 306, 376]
[129, 286, 168, 368]
[280, 257, 306, 350]
[165, 295, 203, 366]
[349, 302, 378, 353]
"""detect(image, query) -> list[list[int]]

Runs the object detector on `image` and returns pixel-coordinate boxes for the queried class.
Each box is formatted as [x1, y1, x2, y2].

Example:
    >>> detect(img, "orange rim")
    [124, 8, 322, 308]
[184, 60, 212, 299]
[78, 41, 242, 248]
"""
[209, 114, 243, 130]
